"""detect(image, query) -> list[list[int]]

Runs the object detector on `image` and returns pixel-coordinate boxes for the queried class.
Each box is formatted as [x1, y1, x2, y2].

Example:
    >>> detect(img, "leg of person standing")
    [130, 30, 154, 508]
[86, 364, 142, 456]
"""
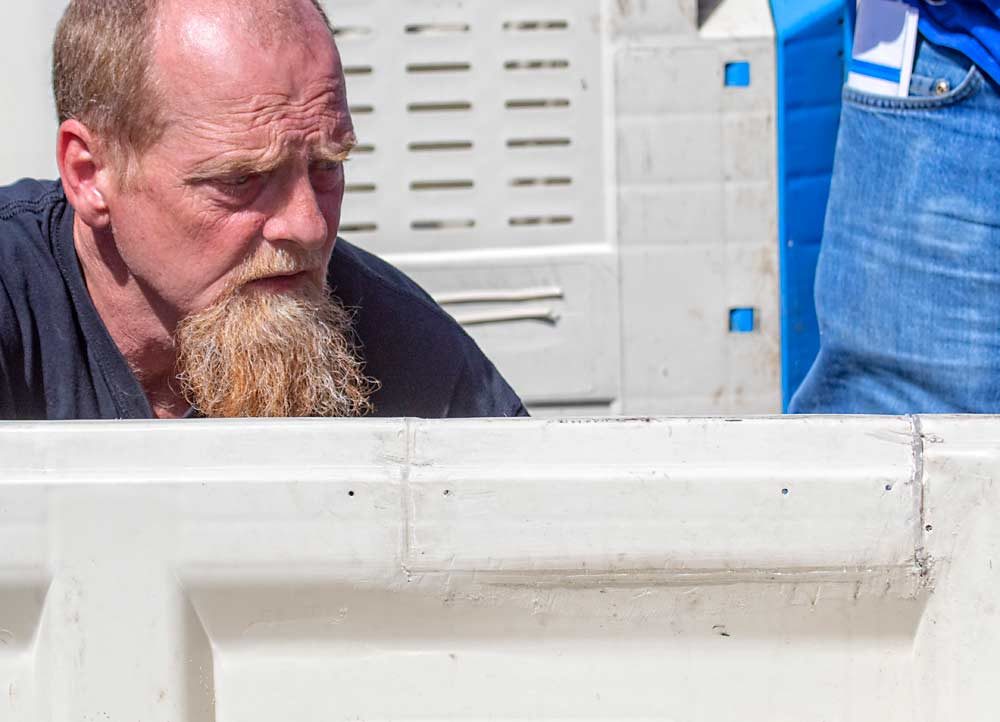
[790, 37, 1000, 414]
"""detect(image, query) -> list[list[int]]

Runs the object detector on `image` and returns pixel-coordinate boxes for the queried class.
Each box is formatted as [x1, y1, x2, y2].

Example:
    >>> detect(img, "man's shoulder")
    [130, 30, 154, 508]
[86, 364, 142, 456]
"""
[0, 179, 80, 420]
[0, 178, 71, 315]
[0, 178, 65, 266]
[328, 238, 527, 418]
[0, 178, 63, 209]
[329, 238, 444, 316]
[327, 238, 470, 357]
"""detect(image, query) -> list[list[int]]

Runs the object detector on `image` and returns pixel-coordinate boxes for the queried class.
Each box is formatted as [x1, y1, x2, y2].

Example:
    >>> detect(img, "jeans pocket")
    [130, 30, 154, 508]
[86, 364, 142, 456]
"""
[843, 62, 983, 113]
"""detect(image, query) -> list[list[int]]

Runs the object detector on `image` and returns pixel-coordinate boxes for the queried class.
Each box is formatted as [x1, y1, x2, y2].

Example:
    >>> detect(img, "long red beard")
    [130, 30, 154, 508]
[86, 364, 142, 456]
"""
[174, 249, 377, 418]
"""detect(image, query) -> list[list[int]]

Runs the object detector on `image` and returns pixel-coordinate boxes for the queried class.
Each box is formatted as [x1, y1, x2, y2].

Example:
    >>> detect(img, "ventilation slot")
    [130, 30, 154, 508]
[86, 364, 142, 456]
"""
[333, 26, 372, 38]
[345, 183, 376, 193]
[408, 101, 473, 113]
[350, 104, 374, 115]
[405, 23, 470, 35]
[344, 65, 373, 76]
[353, 144, 375, 155]
[503, 20, 570, 31]
[510, 176, 573, 187]
[504, 59, 570, 70]
[509, 215, 573, 227]
[507, 137, 571, 148]
[407, 62, 472, 74]
[340, 222, 378, 233]
[505, 98, 571, 109]
[409, 141, 474, 152]
[412, 219, 476, 231]
[410, 180, 475, 191]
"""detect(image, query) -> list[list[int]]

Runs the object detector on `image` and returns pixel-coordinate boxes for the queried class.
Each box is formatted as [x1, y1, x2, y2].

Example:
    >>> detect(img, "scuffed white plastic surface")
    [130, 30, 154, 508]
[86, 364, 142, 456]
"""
[2, 416, 998, 721]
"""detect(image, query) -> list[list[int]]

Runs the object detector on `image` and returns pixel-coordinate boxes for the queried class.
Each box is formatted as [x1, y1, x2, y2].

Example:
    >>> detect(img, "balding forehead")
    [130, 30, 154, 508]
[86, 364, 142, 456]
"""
[151, 0, 341, 94]
[155, 0, 332, 51]
[146, 0, 351, 163]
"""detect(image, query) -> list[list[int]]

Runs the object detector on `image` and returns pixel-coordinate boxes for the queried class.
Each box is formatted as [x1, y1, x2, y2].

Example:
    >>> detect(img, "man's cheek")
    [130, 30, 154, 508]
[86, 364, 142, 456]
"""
[324, 198, 344, 237]
[188, 205, 250, 245]
[193, 215, 267, 280]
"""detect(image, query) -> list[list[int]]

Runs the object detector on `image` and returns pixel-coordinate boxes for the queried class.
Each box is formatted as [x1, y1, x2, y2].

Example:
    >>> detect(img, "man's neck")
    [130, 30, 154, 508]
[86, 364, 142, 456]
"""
[73, 217, 191, 419]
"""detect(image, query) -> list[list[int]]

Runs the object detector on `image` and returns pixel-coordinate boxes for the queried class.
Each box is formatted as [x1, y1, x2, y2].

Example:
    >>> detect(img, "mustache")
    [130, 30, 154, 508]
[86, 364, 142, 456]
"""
[228, 247, 329, 292]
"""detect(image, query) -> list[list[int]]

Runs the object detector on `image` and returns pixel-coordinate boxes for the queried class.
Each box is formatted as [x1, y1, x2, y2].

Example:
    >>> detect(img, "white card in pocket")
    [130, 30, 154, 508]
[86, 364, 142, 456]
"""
[848, 0, 920, 97]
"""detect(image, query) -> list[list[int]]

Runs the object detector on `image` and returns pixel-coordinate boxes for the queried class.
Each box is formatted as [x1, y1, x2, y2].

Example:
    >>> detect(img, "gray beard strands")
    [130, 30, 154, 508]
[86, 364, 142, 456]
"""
[174, 252, 377, 418]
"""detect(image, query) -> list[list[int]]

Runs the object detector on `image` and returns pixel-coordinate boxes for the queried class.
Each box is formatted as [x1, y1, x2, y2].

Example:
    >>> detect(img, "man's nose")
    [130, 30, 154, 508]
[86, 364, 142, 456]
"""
[262, 173, 329, 251]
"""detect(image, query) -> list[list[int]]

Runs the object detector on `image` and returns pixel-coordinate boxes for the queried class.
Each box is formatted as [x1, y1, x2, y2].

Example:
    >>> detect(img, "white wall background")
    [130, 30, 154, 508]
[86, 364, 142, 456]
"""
[0, 3, 66, 182]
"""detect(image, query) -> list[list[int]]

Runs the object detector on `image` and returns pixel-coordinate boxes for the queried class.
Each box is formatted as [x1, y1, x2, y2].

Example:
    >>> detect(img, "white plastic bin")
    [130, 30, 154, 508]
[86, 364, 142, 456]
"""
[1, 415, 998, 720]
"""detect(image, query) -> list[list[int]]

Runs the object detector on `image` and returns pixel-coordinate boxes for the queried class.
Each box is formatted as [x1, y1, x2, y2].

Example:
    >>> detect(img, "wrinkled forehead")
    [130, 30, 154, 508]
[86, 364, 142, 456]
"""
[151, 0, 347, 121]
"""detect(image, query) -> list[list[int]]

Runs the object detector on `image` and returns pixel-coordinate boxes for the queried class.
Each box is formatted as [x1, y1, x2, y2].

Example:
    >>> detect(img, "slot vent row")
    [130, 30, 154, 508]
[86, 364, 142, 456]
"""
[339, 59, 572, 76]
[332, 20, 571, 37]
[347, 100, 571, 113]
[342, 215, 576, 234]
[410, 180, 475, 191]
[345, 179, 574, 192]
[503, 20, 569, 31]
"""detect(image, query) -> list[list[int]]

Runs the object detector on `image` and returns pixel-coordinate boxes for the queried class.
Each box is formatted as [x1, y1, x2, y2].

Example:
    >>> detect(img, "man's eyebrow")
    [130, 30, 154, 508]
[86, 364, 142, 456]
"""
[184, 140, 356, 184]
[183, 156, 282, 184]
[309, 139, 356, 163]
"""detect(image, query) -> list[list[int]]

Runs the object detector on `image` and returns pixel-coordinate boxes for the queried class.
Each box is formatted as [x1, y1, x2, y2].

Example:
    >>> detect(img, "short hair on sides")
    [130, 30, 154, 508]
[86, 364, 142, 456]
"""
[52, 0, 336, 186]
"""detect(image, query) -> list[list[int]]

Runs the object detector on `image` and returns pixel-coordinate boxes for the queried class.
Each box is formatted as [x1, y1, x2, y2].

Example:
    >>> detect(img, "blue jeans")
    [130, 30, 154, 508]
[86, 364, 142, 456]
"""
[790, 38, 1000, 414]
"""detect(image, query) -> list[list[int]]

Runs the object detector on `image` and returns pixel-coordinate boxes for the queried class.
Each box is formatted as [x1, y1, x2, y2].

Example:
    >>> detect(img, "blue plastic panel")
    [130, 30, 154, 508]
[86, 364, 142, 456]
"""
[770, 0, 849, 409]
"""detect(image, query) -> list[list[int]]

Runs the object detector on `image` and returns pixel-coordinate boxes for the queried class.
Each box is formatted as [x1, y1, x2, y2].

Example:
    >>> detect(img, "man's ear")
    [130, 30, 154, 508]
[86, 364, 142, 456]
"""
[57, 120, 115, 230]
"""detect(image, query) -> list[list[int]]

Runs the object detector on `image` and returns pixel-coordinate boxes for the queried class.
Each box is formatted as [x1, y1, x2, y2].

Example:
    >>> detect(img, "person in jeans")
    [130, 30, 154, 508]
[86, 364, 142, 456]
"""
[790, 1, 1000, 413]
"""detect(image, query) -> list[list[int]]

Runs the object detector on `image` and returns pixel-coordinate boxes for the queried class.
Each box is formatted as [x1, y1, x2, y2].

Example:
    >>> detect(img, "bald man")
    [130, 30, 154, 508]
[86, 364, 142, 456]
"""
[0, 0, 526, 420]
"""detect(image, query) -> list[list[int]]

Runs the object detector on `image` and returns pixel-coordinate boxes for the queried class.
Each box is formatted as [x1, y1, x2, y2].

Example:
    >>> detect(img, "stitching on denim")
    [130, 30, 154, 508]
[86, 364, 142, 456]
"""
[843, 65, 983, 112]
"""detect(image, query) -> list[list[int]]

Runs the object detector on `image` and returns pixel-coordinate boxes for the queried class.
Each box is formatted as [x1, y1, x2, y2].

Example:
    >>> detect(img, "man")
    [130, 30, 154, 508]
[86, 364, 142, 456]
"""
[0, 0, 527, 419]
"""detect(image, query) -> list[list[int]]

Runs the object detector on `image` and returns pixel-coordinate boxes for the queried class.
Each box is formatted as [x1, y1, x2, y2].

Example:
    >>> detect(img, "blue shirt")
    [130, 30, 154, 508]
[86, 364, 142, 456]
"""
[902, 0, 1000, 85]
[0, 179, 528, 420]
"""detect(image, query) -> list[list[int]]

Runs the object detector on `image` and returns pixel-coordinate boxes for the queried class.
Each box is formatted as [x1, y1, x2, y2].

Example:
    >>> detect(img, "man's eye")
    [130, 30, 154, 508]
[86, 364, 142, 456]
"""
[220, 174, 254, 188]
[312, 161, 342, 173]
[214, 174, 263, 198]
[310, 161, 344, 191]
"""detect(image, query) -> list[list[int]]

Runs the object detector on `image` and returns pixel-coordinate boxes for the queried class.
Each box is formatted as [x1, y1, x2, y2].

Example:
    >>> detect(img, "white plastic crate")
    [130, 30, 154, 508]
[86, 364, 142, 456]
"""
[0, 0, 780, 415]
[2, 415, 999, 720]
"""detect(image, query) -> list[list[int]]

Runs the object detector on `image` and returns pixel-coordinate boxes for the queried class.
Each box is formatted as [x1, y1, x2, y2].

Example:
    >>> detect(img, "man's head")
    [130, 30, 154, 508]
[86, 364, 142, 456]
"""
[53, 0, 337, 183]
[53, 0, 376, 417]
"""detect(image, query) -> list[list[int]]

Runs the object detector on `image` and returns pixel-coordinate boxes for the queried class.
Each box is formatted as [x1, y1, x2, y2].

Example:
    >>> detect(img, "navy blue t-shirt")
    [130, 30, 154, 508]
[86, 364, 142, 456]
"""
[0, 178, 527, 420]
